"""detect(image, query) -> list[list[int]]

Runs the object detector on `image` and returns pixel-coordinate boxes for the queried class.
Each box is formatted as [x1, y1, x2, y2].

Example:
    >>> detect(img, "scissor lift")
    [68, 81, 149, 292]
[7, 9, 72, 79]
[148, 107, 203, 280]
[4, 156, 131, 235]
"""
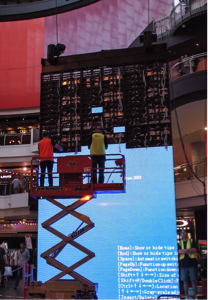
[29, 154, 125, 299]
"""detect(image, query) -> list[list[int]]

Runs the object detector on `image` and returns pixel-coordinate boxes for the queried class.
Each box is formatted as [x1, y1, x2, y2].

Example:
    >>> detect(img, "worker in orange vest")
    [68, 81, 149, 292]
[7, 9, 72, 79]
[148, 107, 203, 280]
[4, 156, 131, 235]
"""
[38, 131, 62, 186]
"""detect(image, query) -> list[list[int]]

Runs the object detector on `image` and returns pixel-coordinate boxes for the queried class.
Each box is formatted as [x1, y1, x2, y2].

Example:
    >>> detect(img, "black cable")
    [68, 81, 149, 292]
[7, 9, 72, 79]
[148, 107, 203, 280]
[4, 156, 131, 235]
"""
[204, 15, 208, 249]
[55, 0, 58, 44]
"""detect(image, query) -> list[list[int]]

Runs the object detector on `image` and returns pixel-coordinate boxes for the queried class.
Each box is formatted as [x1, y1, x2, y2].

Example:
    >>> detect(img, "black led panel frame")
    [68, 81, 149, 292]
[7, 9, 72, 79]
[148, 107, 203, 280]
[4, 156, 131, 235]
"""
[40, 45, 171, 151]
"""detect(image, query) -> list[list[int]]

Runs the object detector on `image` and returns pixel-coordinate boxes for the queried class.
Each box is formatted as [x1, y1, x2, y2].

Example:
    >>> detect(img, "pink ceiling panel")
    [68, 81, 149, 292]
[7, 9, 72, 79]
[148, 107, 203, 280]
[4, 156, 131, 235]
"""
[0, 0, 173, 110]
[0, 18, 44, 110]
[44, 0, 172, 57]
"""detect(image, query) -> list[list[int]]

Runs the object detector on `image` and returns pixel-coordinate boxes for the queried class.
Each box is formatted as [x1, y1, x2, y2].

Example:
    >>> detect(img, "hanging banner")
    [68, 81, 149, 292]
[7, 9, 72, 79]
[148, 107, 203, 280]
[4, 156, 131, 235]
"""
[25, 236, 33, 249]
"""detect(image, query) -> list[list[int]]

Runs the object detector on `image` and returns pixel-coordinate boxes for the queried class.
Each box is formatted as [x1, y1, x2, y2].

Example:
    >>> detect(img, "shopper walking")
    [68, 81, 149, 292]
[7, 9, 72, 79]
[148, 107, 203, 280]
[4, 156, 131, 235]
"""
[14, 243, 30, 290]
[0, 244, 5, 288]
[12, 176, 21, 194]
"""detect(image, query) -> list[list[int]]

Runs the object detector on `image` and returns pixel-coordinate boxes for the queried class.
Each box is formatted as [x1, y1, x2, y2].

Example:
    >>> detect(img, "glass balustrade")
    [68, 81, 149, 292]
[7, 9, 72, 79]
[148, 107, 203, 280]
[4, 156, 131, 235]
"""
[154, 0, 207, 36]
[174, 158, 207, 182]
[170, 53, 207, 81]
[0, 133, 31, 146]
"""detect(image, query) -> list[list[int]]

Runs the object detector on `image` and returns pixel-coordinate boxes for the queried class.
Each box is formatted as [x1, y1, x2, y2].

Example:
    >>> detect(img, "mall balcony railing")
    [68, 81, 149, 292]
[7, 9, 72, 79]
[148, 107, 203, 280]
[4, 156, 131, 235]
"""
[154, 0, 207, 37]
[0, 133, 31, 145]
[0, 128, 39, 146]
[170, 52, 207, 81]
[174, 158, 207, 182]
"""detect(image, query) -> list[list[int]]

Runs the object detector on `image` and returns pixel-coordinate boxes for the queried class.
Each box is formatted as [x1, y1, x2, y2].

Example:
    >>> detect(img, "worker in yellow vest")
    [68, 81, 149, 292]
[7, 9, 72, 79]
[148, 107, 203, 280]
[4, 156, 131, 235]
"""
[88, 126, 108, 184]
[178, 230, 198, 297]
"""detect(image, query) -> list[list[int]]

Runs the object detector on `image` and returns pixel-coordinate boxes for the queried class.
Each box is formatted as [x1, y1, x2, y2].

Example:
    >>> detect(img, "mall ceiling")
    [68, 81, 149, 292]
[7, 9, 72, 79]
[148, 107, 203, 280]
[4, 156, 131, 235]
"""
[0, 0, 100, 21]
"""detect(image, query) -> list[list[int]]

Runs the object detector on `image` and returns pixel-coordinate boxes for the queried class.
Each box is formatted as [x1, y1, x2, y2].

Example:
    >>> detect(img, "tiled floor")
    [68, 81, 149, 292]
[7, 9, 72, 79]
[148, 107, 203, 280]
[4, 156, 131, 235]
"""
[0, 277, 26, 299]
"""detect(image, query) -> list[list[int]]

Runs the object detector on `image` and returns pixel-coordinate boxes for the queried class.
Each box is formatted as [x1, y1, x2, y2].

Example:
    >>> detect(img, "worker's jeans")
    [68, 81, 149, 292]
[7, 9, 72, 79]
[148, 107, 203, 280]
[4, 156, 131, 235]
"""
[40, 160, 53, 186]
[92, 156, 105, 184]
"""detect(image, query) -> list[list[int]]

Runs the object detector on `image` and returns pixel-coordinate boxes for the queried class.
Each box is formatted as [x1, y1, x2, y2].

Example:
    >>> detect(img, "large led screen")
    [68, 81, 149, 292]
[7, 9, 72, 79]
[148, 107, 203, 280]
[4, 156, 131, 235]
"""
[38, 144, 179, 299]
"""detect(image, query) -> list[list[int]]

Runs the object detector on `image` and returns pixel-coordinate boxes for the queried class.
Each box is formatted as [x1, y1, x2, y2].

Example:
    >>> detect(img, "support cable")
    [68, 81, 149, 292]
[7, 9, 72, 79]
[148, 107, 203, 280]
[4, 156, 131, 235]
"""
[55, 0, 58, 44]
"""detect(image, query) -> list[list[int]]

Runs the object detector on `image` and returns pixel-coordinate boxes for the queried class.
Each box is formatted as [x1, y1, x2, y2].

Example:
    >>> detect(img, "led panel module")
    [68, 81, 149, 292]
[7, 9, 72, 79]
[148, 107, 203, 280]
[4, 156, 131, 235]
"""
[92, 107, 103, 114]
[113, 126, 125, 133]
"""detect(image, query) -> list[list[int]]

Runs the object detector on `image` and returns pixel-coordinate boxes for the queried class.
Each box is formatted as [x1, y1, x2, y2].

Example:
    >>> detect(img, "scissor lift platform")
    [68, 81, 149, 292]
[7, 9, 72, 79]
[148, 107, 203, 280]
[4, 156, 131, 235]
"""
[30, 154, 125, 198]
[29, 154, 125, 299]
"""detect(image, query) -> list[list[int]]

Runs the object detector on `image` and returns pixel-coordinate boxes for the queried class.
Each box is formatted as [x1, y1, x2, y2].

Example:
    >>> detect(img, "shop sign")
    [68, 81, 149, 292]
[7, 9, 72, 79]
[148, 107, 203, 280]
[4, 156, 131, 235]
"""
[0, 175, 12, 179]
[176, 219, 188, 227]
[0, 173, 13, 181]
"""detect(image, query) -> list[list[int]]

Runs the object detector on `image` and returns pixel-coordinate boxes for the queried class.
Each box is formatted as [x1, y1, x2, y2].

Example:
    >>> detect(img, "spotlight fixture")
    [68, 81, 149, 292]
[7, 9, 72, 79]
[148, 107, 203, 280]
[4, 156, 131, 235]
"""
[47, 43, 66, 65]
[139, 31, 157, 53]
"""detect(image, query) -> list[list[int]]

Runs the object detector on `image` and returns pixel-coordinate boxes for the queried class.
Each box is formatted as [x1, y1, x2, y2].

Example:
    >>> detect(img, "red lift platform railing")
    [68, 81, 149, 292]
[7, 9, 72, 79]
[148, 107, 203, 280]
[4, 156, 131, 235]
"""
[29, 154, 125, 299]
[30, 154, 125, 198]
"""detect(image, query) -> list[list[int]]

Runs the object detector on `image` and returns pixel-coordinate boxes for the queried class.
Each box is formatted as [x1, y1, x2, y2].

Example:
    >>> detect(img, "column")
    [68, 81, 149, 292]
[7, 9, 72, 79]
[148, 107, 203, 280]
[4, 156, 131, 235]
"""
[191, 142, 206, 178]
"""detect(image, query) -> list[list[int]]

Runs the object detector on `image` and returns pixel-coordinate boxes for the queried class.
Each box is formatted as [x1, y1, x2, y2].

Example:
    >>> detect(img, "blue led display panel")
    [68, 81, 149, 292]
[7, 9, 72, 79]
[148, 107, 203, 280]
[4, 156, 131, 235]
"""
[113, 126, 126, 133]
[38, 144, 179, 299]
[91, 107, 103, 114]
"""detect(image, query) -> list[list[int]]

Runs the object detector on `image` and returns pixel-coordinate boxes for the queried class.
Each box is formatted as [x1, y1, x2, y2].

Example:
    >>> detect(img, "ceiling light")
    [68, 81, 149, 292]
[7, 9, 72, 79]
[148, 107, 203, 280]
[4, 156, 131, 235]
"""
[182, 24, 186, 28]
[196, 44, 199, 46]
[205, 127, 207, 130]
[23, 167, 27, 171]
